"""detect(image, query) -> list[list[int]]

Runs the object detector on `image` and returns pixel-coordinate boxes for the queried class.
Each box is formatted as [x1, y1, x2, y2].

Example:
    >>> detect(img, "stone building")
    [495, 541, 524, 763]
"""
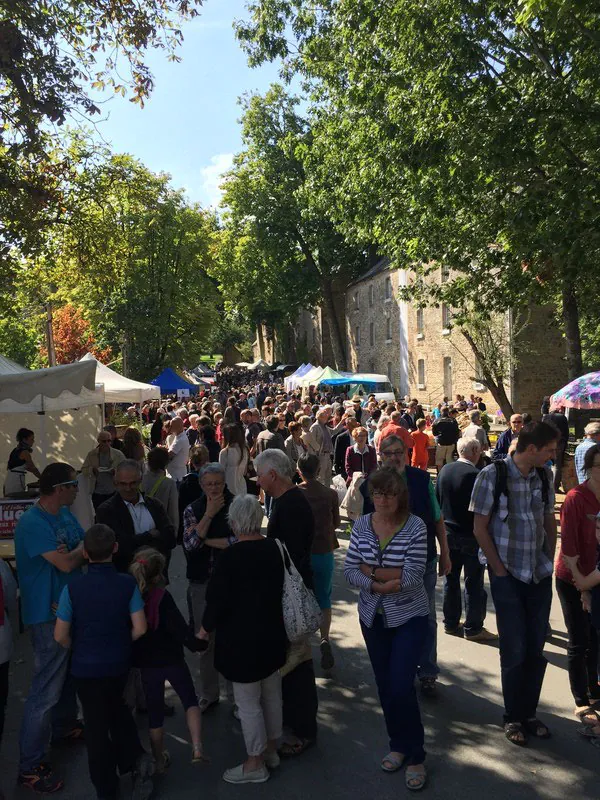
[346, 258, 567, 418]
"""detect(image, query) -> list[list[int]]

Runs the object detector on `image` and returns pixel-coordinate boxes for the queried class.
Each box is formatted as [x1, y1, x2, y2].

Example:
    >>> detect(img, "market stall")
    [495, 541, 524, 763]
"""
[79, 353, 160, 404]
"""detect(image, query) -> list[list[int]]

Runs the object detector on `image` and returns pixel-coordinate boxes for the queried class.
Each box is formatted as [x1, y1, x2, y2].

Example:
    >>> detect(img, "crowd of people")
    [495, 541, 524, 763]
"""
[0, 374, 599, 798]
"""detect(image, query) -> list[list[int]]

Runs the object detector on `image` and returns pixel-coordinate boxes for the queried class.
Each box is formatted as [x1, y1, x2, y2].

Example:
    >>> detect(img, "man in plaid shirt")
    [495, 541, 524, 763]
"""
[574, 422, 600, 484]
[469, 422, 559, 746]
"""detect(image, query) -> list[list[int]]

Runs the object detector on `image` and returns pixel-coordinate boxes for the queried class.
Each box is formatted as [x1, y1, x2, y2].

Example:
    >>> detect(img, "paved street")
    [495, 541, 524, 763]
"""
[2, 539, 598, 799]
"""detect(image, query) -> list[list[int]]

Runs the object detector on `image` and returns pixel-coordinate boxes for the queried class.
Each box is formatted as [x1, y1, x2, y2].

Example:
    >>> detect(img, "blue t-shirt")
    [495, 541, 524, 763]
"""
[56, 582, 144, 620]
[15, 504, 84, 626]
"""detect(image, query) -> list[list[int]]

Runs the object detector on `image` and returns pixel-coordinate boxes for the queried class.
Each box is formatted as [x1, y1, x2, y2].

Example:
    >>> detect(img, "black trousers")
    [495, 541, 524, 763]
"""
[556, 578, 600, 707]
[282, 660, 318, 741]
[75, 674, 144, 798]
[0, 659, 8, 745]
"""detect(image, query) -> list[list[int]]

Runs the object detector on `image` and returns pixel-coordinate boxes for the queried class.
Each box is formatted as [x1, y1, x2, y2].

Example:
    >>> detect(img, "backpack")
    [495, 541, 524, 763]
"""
[491, 459, 549, 514]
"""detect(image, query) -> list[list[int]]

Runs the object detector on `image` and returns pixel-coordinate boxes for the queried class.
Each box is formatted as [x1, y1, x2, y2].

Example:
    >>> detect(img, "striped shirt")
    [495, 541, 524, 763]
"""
[344, 513, 429, 628]
[469, 456, 555, 583]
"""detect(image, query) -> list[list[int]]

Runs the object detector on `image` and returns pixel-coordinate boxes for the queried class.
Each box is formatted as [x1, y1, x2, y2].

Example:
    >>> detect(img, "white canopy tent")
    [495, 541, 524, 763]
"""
[297, 365, 326, 387]
[79, 353, 160, 404]
[0, 358, 105, 526]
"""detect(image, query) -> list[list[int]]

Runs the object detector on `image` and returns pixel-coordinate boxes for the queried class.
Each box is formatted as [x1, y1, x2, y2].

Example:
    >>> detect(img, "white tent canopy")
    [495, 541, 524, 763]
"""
[79, 353, 160, 404]
[0, 359, 104, 413]
[298, 365, 325, 387]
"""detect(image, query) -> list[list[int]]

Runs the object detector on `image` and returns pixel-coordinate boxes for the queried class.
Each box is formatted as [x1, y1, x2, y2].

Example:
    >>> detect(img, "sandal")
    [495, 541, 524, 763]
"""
[381, 752, 405, 772]
[579, 726, 600, 739]
[155, 750, 171, 774]
[504, 722, 527, 746]
[192, 745, 209, 764]
[199, 697, 220, 714]
[405, 766, 427, 791]
[279, 738, 315, 757]
[524, 718, 551, 739]
[575, 707, 600, 726]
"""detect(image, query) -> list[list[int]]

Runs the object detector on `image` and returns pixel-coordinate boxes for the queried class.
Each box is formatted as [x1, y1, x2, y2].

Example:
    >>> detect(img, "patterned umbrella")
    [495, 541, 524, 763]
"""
[550, 372, 600, 410]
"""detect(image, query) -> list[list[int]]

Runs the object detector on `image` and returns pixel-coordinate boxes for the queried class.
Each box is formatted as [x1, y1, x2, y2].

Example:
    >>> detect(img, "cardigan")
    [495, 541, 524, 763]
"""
[344, 512, 429, 628]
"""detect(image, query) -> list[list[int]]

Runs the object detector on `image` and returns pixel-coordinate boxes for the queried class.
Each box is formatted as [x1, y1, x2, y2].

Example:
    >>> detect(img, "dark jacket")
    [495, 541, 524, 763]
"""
[432, 416, 460, 445]
[400, 412, 417, 432]
[202, 538, 287, 683]
[133, 589, 205, 668]
[333, 430, 352, 479]
[183, 488, 234, 583]
[95, 493, 176, 574]
[492, 428, 515, 461]
[267, 486, 315, 589]
[178, 472, 204, 542]
[435, 460, 479, 548]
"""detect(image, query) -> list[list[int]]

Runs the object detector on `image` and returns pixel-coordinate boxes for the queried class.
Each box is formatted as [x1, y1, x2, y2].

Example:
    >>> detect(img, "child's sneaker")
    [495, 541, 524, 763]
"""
[18, 764, 64, 794]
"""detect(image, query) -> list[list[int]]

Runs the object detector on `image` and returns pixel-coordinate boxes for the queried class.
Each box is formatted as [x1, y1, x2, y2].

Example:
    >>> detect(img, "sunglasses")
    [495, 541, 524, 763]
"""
[53, 479, 79, 488]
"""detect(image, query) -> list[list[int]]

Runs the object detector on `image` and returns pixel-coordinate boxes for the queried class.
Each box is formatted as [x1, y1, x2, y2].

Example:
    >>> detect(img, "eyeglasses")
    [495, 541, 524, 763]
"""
[116, 480, 140, 489]
[373, 490, 398, 499]
[202, 481, 225, 489]
[381, 450, 405, 457]
[53, 479, 79, 488]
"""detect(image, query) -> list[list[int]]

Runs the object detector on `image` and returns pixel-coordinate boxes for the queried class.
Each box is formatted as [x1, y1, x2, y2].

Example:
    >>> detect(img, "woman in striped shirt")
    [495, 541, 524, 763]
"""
[344, 466, 429, 791]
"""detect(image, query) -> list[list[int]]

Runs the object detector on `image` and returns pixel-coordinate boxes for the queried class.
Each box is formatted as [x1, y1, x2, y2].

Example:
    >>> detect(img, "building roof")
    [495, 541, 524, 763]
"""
[349, 256, 392, 287]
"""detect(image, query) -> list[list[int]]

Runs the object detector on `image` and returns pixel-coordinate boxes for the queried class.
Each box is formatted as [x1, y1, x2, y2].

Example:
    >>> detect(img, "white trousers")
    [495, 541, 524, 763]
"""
[232, 671, 283, 757]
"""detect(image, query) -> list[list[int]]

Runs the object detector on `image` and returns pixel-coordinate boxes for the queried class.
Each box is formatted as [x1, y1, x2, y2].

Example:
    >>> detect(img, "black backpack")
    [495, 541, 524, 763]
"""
[491, 459, 550, 514]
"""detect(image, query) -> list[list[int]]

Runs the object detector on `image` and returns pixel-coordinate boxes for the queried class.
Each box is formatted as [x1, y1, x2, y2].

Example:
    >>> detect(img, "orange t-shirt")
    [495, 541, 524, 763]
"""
[379, 423, 413, 452]
[410, 430, 429, 467]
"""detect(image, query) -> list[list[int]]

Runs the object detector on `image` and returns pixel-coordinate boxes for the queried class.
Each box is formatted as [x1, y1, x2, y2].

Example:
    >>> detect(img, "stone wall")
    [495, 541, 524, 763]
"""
[345, 267, 402, 388]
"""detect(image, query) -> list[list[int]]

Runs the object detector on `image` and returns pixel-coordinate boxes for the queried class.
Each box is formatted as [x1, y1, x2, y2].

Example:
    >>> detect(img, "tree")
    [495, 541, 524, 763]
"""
[236, 1, 600, 380]
[40, 303, 113, 365]
[214, 85, 371, 369]
[0, 1, 202, 277]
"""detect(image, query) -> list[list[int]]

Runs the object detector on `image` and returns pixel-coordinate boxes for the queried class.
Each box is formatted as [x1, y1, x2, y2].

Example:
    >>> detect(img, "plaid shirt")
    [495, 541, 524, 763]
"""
[469, 455, 555, 584]
[574, 438, 596, 484]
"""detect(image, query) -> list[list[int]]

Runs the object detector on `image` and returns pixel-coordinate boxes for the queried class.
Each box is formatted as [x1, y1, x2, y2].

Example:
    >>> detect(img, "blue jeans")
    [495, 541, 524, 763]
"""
[443, 542, 487, 634]
[417, 558, 439, 679]
[489, 572, 552, 723]
[19, 621, 79, 771]
[361, 614, 428, 764]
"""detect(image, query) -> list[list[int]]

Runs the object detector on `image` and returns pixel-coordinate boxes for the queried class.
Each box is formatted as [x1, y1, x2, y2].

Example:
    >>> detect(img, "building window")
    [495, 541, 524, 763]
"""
[369, 322, 375, 346]
[353, 290, 360, 310]
[441, 264, 450, 283]
[387, 361, 393, 382]
[385, 317, 392, 342]
[369, 284, 374, 307]
[443, 356, 452, 398]
[442, 303, 452, 332]
[384, 276, 392, 301]
[416, 307, 424, 337]
[355, 325, 360, 345]
[417, 358, 425, 388]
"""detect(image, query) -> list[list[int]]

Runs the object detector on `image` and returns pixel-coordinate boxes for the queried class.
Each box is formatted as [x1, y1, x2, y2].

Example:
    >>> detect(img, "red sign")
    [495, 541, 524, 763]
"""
[0, 499, 36, 539]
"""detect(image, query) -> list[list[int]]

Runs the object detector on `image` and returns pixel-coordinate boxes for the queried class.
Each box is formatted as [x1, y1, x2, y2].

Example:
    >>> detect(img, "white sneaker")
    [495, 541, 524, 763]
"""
[223, 764, 270, 784]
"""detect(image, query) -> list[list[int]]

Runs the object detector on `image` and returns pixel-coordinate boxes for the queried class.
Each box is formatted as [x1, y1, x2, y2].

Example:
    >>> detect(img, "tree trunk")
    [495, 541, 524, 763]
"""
[256, 324, 266, 360]
[561, 278, 583, 380]
[321, 278, 346, 370]
[461, 329, 514, 419]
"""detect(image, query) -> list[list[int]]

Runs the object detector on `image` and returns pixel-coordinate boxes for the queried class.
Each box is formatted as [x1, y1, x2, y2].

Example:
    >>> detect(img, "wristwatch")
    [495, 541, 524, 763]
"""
[370, 566, 378, 581]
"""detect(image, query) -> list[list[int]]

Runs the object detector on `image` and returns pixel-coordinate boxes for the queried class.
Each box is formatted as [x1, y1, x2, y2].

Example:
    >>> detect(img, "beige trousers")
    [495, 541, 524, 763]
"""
[232, 671, 283, 756]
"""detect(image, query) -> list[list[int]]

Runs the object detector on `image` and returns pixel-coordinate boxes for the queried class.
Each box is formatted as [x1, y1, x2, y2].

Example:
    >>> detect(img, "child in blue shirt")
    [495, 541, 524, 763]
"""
[55, 524, 153, 800]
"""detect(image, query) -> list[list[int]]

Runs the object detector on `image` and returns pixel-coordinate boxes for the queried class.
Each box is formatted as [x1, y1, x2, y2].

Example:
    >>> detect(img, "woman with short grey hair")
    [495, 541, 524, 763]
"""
[200, 494, 286, 784]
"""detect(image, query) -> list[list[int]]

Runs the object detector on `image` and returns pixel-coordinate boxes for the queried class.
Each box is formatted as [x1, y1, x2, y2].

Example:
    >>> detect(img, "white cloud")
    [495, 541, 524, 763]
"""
[199, 153, 234, 207]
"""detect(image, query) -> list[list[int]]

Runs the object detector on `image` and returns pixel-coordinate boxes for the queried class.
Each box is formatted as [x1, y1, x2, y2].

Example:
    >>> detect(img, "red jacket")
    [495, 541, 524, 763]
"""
[345, 445, 377, 485]
[556, 482, 600, 583]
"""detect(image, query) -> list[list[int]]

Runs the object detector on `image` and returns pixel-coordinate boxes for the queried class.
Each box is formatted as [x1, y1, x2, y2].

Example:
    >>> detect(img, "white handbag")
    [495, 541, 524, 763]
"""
[275, 538, 321, 642]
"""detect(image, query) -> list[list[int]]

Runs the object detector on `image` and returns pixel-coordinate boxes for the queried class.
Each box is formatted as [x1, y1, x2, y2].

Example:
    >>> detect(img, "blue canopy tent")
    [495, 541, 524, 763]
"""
[150, 368, 197, 395]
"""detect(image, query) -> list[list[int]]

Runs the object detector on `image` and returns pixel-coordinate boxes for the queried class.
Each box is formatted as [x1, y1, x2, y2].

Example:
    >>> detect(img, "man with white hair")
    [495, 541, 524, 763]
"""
[254, 449, 318, 755]
[461, 409, 490, 451]
[436, 438, 497, 642]
[574, 422, 600, 483]
[308, 406, 346, 487]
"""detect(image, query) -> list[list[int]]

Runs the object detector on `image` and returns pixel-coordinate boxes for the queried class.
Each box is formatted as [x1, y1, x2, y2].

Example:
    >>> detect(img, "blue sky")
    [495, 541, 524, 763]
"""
[90, 0, 282, 207]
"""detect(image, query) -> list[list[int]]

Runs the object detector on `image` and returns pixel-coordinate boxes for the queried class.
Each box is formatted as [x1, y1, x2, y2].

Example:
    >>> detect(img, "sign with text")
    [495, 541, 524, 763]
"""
[0, 498, 35, 539]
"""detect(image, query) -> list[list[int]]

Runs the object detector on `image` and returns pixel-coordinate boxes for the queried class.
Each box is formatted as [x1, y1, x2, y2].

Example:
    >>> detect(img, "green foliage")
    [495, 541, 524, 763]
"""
[236, 1, 600, 379]
[211, 85, 371, 368]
